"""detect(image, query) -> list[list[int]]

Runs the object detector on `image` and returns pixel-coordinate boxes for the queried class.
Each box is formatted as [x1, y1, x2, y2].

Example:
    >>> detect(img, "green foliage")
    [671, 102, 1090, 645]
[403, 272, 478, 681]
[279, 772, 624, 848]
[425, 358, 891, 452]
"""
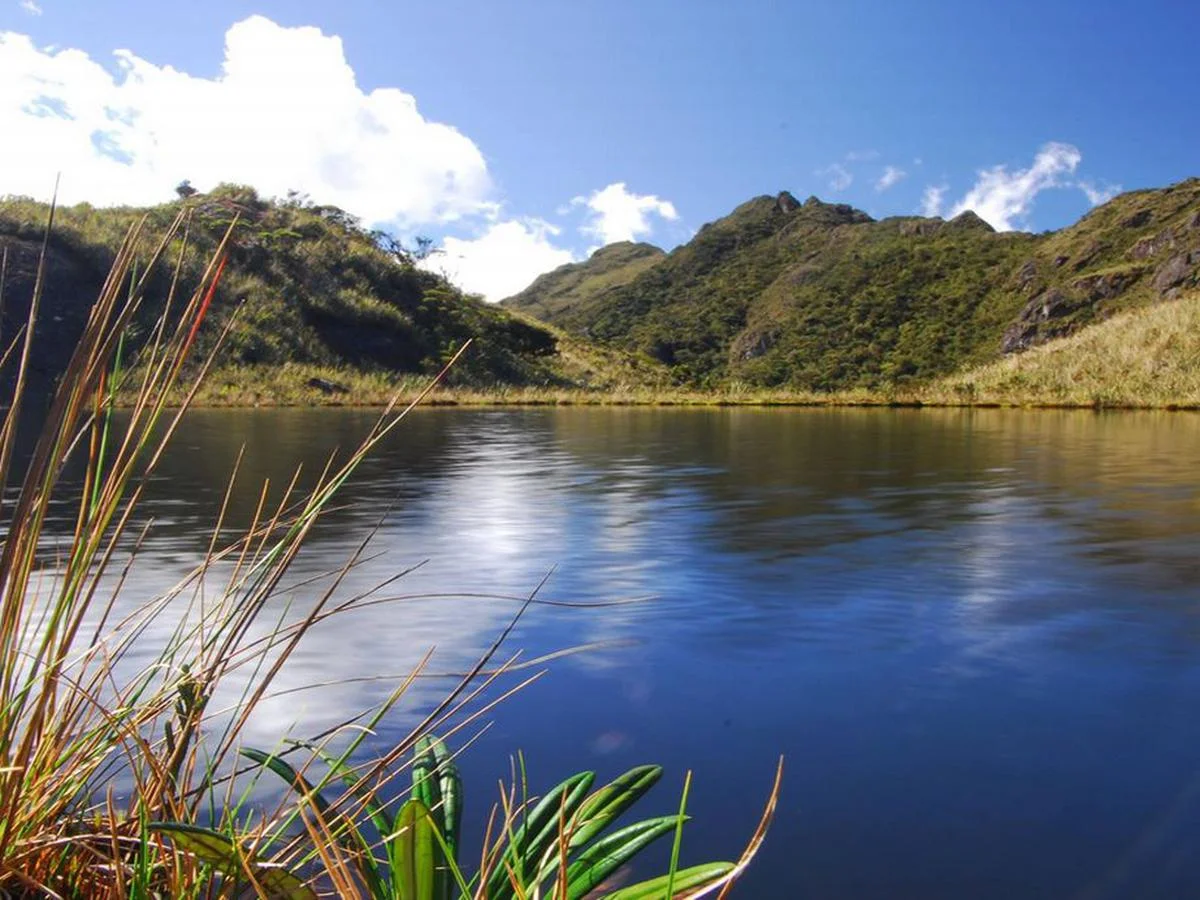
[0, 186, 589, 392]
[503, 180, 1200, 392]
[232, 738, 740, 900]
[500, 242, 665, 321]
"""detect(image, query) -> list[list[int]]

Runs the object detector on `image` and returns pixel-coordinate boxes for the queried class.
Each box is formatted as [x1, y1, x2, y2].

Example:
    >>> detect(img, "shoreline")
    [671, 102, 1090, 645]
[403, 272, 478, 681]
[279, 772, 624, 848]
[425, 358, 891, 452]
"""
[136, 388, 1200, 412]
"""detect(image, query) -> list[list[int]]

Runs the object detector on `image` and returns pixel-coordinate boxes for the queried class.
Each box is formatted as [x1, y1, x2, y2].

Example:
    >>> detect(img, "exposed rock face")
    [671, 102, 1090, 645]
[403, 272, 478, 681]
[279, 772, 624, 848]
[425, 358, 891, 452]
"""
[1016, 260, 1039, 292]
[1072, 240, 1104, 271]
[1153, 250, 1200, 295]
[1001, 288, 1083, 353]
[1130, 230, 1175, 260]
[1072, 270, 1143, 302]
[775, 191, 800, 214]
[1121, 209, 1153, 229]
[731, 328, 778, 361]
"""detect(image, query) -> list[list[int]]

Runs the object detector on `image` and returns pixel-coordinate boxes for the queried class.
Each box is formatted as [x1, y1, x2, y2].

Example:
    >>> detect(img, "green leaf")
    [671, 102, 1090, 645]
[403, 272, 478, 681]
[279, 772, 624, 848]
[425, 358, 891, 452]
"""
[563, 815, 684, 900]
[241, 747, 387, 899]
[411, 736, 445, 836]
[392, 799, 438, 900]
[601, 861, 734, 900]
[430, 737, 463, 862]
[149, 822, 317, 900]
[487, 770, 596, 899]
[240, 748, 333, 818]
[292, 739, 394, 839]
[569, 765, 662, 850]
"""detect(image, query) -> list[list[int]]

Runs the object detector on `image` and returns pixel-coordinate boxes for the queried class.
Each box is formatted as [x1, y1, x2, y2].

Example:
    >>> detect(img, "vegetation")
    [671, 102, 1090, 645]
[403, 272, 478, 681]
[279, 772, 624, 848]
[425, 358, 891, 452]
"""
[502, 181, 1200, 392]
[502, 242, 665, 323]
[0, 205, 778, 896]
[0, 186, 658, 398]
[5, 177, 1199, 409]
[927, 289, 1200, 408]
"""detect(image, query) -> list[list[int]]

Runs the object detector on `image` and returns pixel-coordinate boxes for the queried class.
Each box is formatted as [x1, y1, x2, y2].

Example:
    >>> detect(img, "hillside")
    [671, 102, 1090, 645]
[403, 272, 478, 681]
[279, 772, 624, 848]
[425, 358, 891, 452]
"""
[0, 186, 652, 400]
[503, 241, 664, 322]
[501, 180, 1200, 390]
[930, 290, 1200, 407]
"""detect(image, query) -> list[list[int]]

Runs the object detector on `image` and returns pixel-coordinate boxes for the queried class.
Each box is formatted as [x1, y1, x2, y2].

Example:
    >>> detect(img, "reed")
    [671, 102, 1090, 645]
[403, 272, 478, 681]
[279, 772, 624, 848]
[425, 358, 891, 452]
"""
[0, 204, 777, 898]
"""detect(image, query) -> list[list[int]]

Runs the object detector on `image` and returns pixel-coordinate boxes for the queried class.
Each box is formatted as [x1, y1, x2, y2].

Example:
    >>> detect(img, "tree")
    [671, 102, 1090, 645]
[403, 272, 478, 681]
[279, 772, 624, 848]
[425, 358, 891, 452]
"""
[174, 180, 198, 199]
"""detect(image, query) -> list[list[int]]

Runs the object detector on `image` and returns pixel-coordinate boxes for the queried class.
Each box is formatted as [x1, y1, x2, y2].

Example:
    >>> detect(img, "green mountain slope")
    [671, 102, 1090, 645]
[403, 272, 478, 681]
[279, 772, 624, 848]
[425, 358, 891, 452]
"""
[0, 186, 638, 396]
[502, 181, 1200, 390]
[502, 241, 664, 322]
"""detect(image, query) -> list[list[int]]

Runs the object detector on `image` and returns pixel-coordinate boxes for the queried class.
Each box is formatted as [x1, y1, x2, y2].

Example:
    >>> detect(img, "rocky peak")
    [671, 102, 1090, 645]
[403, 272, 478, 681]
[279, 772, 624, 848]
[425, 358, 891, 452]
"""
[775, 191, 801, 213]
[947, 210, 995, 233]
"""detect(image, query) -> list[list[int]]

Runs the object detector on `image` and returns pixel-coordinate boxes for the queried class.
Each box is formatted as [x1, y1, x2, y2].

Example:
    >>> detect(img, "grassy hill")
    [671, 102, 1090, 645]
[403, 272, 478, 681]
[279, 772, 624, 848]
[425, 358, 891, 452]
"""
[503, 241, 664, 322]
[0, 186, 658, 403]
[502, 181, 1200, 391]
[926, 290, 1200, 408]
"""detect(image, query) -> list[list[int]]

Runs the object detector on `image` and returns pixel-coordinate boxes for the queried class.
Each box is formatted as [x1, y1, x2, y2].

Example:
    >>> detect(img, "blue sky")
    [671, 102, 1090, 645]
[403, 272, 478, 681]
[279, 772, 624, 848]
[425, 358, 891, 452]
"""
[2, 0, 1197, 299]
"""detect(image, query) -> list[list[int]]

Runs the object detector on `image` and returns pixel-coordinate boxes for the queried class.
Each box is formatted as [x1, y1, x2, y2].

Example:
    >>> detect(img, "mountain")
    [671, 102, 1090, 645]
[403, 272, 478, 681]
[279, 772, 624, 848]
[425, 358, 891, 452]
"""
[503, 241, 665, 322]
[0, 186, 629, 396]
[501, 181, 1200, 390]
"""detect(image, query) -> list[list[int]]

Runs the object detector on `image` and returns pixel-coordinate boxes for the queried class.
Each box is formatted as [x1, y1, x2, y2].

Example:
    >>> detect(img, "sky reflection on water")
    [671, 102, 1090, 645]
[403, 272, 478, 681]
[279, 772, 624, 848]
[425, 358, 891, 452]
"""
[59, 407, 1200, 898]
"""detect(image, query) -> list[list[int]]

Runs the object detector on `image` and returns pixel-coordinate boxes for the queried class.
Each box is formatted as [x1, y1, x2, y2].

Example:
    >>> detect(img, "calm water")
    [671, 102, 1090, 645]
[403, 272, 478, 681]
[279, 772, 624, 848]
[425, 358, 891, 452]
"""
[84, 407, 1200, 898]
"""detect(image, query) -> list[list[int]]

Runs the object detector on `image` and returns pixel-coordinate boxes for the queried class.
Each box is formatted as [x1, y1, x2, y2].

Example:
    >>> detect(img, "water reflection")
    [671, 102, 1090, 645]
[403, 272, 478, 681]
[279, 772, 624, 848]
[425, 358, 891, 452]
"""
[51, 407, 1200, 898]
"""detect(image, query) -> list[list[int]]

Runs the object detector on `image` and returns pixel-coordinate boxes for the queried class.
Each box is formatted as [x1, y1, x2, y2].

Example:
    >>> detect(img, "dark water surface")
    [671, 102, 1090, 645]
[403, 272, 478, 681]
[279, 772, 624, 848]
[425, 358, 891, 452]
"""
[116, 407, 1200, 898]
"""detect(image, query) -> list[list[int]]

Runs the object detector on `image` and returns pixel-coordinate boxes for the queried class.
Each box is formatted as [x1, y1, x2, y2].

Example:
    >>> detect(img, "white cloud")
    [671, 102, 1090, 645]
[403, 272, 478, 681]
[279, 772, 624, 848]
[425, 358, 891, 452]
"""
[948, 142, 1081, 231]
[0, 17, 492, 225]
[920, 183, 947, 217]
[19, 0, 42, 15]
[426, 219, 575, 302]
[845, 149, 879, 162]
[875, 165, 907, 192]
[573, 182, 678, 245]
[1078, 179, 1121, 206]
[816, 163, 853, 192]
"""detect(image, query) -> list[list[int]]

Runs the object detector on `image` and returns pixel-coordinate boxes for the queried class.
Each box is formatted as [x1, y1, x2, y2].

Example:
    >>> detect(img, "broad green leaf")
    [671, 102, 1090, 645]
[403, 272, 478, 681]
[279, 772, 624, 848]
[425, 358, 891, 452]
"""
[241, 747, 387, 899]
[431, 737, 463, 862]
[569, 765, 662, 849]
[487, 770, 596, 899]
[149, 822, 318, 900]
[293, 740, 394, 838]
[392, 799, 439, 900]
[563, 816, 685, 900]
[240, 748, 334, 818]
[602, 861, 735, 899]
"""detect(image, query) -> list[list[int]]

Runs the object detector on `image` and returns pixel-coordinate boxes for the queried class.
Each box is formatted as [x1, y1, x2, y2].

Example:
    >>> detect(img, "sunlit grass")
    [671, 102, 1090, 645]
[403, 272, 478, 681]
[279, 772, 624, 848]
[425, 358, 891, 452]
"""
[929, 290, 1200, 408]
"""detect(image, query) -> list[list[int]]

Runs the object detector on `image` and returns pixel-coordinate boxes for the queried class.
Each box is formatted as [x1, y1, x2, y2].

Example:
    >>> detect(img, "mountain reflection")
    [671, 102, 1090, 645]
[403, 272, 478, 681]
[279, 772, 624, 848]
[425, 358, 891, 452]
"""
[37, 406, 1200, 898]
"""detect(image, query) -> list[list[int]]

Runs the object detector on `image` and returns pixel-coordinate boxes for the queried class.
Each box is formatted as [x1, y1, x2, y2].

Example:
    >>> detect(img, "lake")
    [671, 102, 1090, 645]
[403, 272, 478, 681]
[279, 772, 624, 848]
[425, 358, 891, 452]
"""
[95, 407, 1200, 898]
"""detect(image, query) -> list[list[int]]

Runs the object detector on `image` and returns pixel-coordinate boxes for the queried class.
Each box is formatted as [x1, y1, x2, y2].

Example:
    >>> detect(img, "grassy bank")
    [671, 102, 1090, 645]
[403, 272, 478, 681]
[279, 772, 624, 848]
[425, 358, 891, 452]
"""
[165, 289, 1200, 410]
[926, 290, 1200, 409]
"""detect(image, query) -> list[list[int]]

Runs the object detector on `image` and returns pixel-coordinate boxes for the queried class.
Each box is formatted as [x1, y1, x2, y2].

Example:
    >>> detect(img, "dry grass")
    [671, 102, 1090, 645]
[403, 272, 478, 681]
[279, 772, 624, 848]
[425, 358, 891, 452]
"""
[928, 291, 1200, 408]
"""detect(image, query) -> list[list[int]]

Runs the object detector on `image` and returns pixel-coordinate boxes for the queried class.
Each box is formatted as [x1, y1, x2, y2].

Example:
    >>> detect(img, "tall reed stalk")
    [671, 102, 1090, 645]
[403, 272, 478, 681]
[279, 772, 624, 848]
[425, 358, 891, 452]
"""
[0, 204, 777, 898]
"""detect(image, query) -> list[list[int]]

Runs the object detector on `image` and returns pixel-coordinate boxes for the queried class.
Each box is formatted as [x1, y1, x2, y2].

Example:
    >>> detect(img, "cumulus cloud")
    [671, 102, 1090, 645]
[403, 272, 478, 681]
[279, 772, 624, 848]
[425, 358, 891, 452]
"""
[920, 183, 947, 217]
[573, 182, 678, 245]
[0, 17, 492, 225]
[426, 219, 575, 302]
[19, 0, 42, 15]
[875, 165, 907, 192]
[948, 142, 1082, 230]
[816, 162, 853, 192]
